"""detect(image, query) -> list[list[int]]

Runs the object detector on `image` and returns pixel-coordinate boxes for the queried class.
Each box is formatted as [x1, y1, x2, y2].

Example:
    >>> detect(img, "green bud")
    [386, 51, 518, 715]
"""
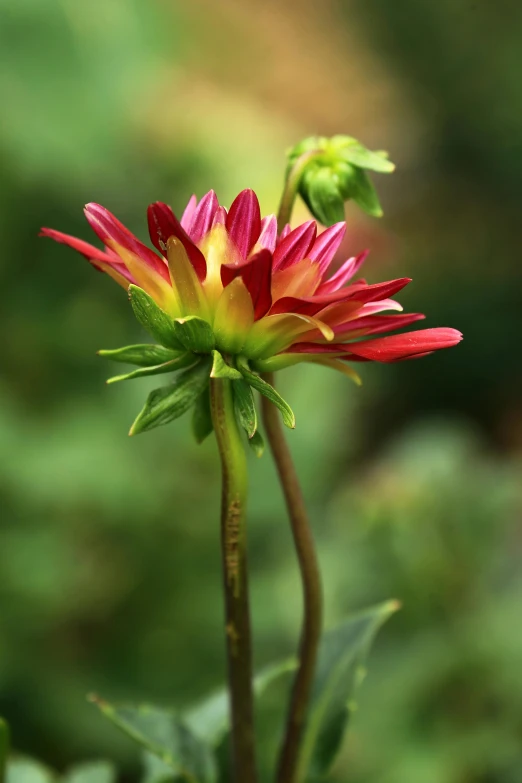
[286, 134, 394, 225]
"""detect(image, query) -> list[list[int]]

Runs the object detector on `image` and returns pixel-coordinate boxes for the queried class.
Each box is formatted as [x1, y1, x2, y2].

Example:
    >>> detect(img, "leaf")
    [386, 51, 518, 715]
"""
[232, 379, 257, 438]
[184, 660, 295, 747]
[333, 136, 395, 173]
[90, 698, 216, 783]
[349, 168, 383, 218]
[98, 345, 182, 367]
[129, 359, 211, 436]
[210, 351, 242, 380]
[63, 762, 116, 783]
[129, 286, 183, 350]
[6, 759, 55, 783]
[248, 430, 265, 458]
[297, 601, 399, 781]
[107, 354, 196, 384]
[236, 357, 295, 429]
[174, 317, 215, 354]
[301, 167, 345, 227]
[192, 387, 213, 444]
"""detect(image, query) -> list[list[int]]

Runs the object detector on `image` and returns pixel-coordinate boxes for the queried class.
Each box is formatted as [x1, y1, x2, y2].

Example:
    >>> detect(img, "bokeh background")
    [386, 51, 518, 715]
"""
[1, 0, 522, 781]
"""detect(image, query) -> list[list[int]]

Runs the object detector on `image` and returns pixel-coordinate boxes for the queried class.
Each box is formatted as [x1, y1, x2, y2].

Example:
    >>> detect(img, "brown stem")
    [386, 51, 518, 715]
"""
[210, 378, 258, 783]
[261, 375, 323, 783]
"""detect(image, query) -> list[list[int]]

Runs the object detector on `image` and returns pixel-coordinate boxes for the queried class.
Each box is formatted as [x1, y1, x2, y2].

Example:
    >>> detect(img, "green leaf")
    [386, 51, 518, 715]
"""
[129, 286, 183, 350]
[301, 167, 345, 227]
[98, 345, 182, 367]
[349, 168, 383, 218]
[191, 387, 213, 444]
[90, 698, 216, 783]
[63, 762, 116, 783]
[210, 351, 242, 380]
[129, 359, 211, 436]
[1, 718, 9, 783]
[6, 759, 55, 783]
[184, 660, 295, 747]
[298, 601, 399, 781]
[237, 357, 295, 429]
[174, 317, 215, 354]
[141, 753, 181, 783]
[107, 354, 196, 384]
[232, 379, 257, 438]
[248, 430, 265, 458]
[331, 136, 395, 173]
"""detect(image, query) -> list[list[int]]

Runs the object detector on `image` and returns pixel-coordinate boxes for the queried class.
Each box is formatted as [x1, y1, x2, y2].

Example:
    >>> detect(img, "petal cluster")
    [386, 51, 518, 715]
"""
[41, 189, 462, 374]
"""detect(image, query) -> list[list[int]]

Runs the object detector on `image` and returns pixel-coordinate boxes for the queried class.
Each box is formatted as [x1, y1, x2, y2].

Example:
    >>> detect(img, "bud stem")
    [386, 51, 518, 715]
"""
[277, 150, 322, 234]
[209, 378, 258, 783]
[261, 376, 323, 783]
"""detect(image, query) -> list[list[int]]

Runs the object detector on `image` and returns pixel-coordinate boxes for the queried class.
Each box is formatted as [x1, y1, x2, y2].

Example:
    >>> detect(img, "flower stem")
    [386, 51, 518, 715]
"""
[260, 376, 323, 783]
[209, 378, 258, 783]
[276, 149, 322, 233]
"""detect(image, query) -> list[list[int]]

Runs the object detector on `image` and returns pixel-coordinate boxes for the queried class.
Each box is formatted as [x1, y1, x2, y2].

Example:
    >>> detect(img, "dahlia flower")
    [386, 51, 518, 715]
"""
[41, 189, 461, 436]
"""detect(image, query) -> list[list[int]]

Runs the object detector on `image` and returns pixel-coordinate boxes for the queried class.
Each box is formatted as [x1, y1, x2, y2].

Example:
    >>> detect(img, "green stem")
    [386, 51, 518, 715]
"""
[209, 378, 258, 783]
[276, 149, 322, 234]
[0, 718, 9, 783]
[260, 377, 323, 783]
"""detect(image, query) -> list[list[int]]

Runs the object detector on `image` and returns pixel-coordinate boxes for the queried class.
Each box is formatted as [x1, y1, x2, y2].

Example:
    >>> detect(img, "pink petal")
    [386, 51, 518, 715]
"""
[309, 222, 347, 275]
[221, 248, 273, 320]
[187, 190, 219, 243]
[180, 194, 197, 231]
[256, 214, 278, 252]
[146, 202, 207, 280]
[86, 203, 169, 281]
[273, 221, 317, 271]
[278, 223, 292, 241]
[226, 189, 261, 259]
[333, 312, 425, 338]
[212, 206, 227, 227]
[317, 250, 370, 294]
[342, 327, 463, 362]
[40, 227, 135, 283]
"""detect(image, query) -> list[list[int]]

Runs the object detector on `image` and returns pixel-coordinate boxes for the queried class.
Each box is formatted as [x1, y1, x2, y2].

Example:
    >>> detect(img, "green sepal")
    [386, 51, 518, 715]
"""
[89, 697, 216, 783]
[174, 317, 215, 354]
[129, 286, 183, 350]
[232, 379, 257, 438]
[210, 351, 242, 380]
[331, 135, 395, 172]
[301, 167, 345, 226]
[237, 357, 295, 429]
[297, 601, 399, 781]
[63, 762, 116, 783]
[98, 344, 181, 367]
[192, 387, 213, 444]
[129, 359, 211, 436]
[248, 430, 265, 458]
[107, 354, 196, 384]
[349, 167, 383, 218]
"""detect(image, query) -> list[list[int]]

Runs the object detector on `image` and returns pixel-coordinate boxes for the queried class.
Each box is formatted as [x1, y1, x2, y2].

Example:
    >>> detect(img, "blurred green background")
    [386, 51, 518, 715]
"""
[1, 0, 522, 781]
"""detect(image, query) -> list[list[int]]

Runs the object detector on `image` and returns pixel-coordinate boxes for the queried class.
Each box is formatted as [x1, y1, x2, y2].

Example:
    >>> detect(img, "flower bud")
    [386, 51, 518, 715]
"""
[286, 135, 395, 225]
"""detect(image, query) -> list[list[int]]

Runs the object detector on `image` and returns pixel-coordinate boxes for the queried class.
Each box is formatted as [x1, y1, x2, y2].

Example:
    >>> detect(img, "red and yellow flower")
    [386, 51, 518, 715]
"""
[41, 188, 461, 382]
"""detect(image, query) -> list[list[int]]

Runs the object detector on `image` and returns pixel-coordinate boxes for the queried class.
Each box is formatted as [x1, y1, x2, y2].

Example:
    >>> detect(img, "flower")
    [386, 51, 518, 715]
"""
[41, 189, 462, 437]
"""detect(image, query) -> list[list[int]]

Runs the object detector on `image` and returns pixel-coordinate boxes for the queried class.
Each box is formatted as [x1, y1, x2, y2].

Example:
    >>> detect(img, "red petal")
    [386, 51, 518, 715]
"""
[188, 190, 219, 243]
[212, 206, 227, 227]
[271, 277, 411, 317]
[85, 203, 169, 280]
[226, 189, 261, 259]
[40, 227, 135, 283]
[317, 250, 370, 294]
[273, 221, 317, 271]
[333, 312, 425, 338]
[146, 202, 207, 280]
[221, 248, 273, 320]
[309, 222, 346, 274]
[344, 327, 463, 362]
